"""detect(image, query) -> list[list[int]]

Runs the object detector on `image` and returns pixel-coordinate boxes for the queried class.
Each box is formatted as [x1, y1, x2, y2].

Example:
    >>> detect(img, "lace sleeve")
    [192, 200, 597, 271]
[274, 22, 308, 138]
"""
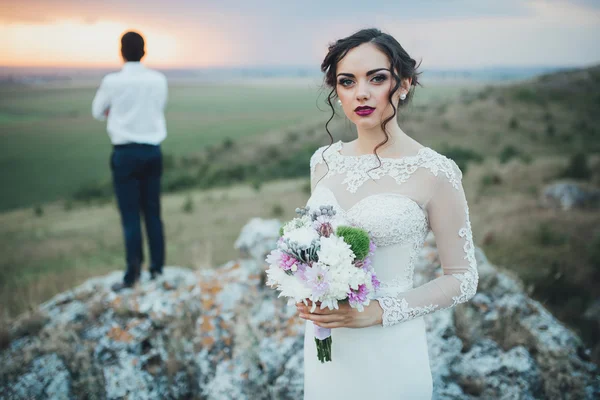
[310, 145, 329, 193]
[376, 159, 479, 327]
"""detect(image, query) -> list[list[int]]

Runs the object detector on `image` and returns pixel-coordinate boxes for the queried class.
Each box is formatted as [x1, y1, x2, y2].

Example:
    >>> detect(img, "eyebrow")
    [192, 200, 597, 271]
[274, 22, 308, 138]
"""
[336, 68, 389, 78]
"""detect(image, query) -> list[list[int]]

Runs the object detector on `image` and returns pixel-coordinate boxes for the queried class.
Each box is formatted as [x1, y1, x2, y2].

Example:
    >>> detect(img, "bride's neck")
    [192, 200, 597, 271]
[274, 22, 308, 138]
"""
[353, 121, 410, 155]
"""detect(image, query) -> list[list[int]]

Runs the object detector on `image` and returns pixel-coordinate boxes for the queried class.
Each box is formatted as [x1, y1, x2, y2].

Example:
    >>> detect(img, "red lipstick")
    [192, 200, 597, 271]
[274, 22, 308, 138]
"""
[354, 106, 375, 116]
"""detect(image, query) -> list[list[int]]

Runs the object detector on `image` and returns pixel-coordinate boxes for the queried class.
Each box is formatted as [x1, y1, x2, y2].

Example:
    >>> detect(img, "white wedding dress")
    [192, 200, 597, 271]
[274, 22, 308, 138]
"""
[303, 140, 479, 400]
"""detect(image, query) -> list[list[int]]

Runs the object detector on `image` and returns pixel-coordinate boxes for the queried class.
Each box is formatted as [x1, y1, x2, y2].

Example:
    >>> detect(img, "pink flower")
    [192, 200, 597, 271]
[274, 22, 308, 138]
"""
[348, 284, 368, 307]
[279, 252, 299, 271]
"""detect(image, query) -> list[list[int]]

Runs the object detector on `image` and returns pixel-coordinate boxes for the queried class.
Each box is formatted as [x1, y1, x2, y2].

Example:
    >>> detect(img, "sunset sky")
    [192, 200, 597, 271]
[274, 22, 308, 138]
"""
[1, 0, 599, 69]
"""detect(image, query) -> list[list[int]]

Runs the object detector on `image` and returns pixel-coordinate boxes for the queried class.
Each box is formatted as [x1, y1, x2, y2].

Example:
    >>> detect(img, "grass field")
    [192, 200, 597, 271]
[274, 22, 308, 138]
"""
[0, 82, 321, 211]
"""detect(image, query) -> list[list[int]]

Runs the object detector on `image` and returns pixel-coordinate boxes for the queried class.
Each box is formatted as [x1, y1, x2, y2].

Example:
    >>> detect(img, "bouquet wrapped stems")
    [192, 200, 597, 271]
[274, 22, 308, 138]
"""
[315, 336, 333, 363]
[314, 324, 333, 363]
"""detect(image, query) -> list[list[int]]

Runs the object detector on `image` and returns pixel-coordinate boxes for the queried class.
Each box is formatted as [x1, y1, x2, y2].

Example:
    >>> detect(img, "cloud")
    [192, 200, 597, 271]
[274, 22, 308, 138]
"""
[0, 0, 533, 25]
[0, 0, 598, 67]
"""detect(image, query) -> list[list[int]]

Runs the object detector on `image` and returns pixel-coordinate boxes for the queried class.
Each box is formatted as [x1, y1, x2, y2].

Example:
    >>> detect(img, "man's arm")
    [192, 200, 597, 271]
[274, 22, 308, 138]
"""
[160, 74, 168, 111]
[92, 77, 111, 121]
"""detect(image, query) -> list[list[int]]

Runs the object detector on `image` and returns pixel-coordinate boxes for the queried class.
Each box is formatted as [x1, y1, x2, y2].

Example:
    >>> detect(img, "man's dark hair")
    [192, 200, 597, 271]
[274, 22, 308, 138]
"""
[121, 31, 145, 62]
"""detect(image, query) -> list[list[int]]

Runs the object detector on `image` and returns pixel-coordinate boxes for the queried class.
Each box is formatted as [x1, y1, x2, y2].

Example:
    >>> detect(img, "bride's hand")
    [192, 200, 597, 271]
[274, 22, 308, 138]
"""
[296, 299, 384, 328]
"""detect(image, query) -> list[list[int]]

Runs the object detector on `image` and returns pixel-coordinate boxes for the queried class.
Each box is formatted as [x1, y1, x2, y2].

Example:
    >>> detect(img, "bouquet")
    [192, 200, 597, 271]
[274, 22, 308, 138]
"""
[265, 205, 379, 363]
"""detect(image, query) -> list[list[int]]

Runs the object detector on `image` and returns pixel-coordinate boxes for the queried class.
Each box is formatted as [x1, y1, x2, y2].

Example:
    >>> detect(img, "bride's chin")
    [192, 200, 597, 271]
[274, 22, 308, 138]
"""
[351, 118, 380, 130]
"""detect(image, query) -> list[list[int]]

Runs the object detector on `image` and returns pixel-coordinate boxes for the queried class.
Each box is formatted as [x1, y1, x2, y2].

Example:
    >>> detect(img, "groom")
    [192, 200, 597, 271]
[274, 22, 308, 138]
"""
[92, 31, 168, 292]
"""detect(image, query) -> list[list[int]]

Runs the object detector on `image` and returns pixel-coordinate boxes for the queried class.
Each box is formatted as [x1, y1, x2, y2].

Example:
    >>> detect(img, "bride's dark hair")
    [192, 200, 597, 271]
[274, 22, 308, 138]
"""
[319, 28, 422, 171]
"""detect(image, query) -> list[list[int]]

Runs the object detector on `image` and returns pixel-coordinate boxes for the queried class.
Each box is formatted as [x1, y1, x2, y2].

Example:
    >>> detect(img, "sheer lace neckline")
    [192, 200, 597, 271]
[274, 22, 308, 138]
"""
[334, 140, 431, 162]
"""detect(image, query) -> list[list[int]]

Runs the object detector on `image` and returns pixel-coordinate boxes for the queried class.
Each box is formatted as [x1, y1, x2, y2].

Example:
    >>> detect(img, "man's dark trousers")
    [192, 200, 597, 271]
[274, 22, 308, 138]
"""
[111, 143, 165, 285]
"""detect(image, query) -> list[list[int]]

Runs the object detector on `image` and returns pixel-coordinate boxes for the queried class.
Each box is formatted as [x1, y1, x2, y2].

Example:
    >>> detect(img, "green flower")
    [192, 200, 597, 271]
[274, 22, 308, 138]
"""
[336, 226, 370, 260]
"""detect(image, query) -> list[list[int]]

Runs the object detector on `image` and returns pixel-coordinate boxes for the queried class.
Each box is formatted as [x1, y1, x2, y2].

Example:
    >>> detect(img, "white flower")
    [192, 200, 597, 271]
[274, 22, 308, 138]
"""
[265, 264, 311, 300]
[284, 226, 319, 248]
[317, 235, 355, 268]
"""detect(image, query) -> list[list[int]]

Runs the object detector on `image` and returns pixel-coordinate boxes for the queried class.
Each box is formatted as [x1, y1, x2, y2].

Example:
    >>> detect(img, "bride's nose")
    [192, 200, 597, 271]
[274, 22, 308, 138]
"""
[356, 80, 370, 101]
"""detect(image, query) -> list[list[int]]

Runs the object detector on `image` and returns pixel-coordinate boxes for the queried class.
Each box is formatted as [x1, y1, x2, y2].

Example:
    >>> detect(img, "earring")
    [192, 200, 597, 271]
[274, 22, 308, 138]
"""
[400, 93, 407, 100]
[337, 99, 342, 106]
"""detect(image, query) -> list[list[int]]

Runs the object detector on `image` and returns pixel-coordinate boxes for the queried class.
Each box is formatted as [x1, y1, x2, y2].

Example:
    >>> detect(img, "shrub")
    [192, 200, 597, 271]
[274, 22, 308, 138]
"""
[588, 231, 600, 270]
[272, 204, 284, 217]
[264, 145, 280, 160]
[182, 195, 194, 213]
[512, 88, 538, 103]
[163, 172, 197, 192]
[251, 180, 262, 192]
[509, 116, 519, 130]
[520, 153, 533, 164]
[287, 132, 299, 142]
[0, 324, 9, 350]
[480, 173, 502, 187]
[34, 205, 44, 217]
[499, 145, 521, 164]
[562, 152, 591, 180]
[534, 223, 567, 247]
[301, 180, 312, 195]
[162, 153, 176, 170]
[439, 146, 484, 173]
[477, 87, 492, 101]
[72, 181, 113, 203]
[222, 138, 234, 150]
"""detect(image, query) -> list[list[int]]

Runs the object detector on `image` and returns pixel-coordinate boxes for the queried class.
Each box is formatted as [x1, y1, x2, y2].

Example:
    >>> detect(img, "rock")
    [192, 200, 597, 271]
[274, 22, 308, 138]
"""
[234, 217, 281, 264]
[4, 354, 72, 400]
[450, 340, 542, 399]
[540, 182, 600, 210]
[1, 218, 598, 399]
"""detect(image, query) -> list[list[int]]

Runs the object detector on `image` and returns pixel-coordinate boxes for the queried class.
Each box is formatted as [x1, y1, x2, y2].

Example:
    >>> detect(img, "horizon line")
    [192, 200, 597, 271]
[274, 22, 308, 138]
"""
[1, 62, 597, 71]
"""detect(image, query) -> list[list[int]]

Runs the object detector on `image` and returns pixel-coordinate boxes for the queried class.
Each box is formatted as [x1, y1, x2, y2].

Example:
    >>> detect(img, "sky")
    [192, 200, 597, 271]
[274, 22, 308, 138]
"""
[0, 0, 599, 69]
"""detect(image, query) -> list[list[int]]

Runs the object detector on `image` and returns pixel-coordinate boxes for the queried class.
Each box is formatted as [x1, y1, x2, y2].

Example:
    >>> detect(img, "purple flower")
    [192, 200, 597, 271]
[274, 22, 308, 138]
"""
[371, 275, 381, 291]
[305, 263, 330, 297]
[348, 284, 368, 307]
[369, 240, 377, 255]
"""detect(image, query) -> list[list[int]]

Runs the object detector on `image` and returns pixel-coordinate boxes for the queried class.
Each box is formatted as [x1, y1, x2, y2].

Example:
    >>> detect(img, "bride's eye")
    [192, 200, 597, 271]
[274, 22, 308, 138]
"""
[371, 75, 387, 83]
[338, 78, 354, 87]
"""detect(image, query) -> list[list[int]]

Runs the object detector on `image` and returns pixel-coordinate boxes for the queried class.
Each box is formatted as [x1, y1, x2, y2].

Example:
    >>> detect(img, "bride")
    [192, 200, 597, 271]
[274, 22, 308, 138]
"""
[297, 28, 479, 399]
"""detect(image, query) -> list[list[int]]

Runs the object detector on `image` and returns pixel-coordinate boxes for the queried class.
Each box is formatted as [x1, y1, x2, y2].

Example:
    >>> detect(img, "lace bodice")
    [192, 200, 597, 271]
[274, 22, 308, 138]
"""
[307, 140, 478, 327]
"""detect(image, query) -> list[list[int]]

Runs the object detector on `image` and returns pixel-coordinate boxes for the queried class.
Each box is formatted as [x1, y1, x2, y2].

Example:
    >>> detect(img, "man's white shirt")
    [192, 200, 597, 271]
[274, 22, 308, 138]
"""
[92, 62, 168, 145]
